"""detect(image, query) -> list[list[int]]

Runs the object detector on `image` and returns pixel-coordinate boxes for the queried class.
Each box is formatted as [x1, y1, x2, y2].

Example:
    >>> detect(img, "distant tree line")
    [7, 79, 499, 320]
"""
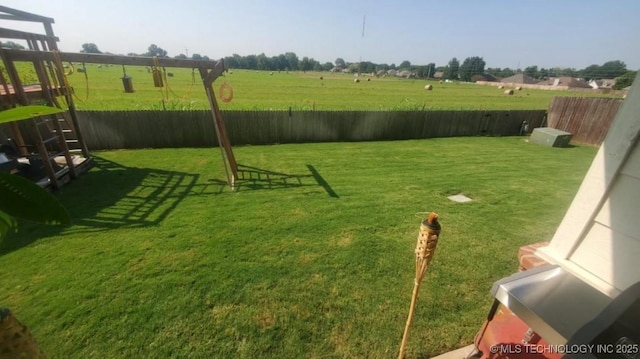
[57, 42, 637, 89]
[441, 57, 634, 89]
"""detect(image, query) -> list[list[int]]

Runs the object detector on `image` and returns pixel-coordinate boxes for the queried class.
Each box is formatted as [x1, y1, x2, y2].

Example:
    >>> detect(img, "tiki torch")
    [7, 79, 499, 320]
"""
[398, 212, 442, 359]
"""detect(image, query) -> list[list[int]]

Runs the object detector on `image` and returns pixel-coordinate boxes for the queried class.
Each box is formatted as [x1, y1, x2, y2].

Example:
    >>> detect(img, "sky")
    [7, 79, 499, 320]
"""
[2, 0, 640, 70]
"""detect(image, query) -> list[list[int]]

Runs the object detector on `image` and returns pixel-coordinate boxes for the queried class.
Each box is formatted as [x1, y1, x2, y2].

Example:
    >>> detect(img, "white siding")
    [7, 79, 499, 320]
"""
[537, 72, 640, 297]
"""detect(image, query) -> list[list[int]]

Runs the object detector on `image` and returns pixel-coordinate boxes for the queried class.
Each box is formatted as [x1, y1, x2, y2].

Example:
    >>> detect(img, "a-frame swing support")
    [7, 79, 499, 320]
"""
[2, 49, 239, 188]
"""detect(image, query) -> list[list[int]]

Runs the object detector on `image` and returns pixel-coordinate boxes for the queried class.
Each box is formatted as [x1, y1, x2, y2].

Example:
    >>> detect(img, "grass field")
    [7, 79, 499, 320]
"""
[0, 137, 597, 358]
[48, 63, 622, 111]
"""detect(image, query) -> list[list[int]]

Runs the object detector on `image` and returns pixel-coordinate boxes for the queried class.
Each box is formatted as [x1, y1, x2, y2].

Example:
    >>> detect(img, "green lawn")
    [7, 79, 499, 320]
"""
[0, 137, 597, 358]
[52, 64, 621, 111]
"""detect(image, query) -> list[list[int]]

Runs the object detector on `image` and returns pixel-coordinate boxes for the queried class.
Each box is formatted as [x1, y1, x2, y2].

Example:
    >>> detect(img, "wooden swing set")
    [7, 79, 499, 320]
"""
[0, 5, 237, 189]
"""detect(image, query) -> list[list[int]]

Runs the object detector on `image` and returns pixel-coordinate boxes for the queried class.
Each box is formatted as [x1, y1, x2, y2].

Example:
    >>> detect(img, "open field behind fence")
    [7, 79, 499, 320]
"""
[76, 110, 546, 149]
[57, 67, 623, 111]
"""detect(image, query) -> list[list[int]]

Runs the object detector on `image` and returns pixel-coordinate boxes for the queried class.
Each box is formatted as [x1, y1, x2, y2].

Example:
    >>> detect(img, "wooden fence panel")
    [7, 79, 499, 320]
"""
[547, 97, 623, 146]
[74, 109, 547, 150]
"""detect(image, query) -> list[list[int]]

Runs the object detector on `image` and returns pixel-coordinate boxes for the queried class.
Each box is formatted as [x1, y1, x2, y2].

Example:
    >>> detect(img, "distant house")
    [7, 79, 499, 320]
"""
[433, 71, 444, 79]
[589, 79, 616, 89]
[474, 73, 499, 82]
[538, 77, 592, 89]
[500, 73, 538, 84]
[396, 70, 416, 79]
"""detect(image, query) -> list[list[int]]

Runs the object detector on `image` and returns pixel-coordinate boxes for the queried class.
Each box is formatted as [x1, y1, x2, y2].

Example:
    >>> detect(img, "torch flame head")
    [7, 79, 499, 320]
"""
[423, 212, 441, 234]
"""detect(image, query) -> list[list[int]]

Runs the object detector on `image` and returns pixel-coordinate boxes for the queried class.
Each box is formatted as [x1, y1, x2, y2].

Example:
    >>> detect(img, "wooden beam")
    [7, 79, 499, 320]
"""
[0, 28, 59, 42]
[202, 60, 226, 86]
[2, 49, 225, 69]
[0, 6, 55, 24]
[1, 52, 29, 105]
[199, 67, 237, 188]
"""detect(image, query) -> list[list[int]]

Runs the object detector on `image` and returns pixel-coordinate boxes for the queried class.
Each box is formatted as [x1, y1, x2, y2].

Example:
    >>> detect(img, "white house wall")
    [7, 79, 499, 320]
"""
[537, 72, 640, 297]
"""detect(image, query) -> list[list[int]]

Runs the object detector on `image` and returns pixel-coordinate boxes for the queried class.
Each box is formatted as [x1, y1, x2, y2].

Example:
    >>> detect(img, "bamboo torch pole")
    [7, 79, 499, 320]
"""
[398, 212, 442, 359]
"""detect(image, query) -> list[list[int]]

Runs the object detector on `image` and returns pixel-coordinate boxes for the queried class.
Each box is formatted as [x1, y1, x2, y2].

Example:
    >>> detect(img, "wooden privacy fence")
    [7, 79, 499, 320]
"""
[74, 110, 545, 150]
[547, 97, 623, 146]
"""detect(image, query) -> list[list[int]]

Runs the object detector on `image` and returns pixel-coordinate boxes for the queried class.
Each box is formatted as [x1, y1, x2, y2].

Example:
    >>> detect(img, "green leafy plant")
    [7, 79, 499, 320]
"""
[0, 172, 71, 240]
[0, 105, 71, 240]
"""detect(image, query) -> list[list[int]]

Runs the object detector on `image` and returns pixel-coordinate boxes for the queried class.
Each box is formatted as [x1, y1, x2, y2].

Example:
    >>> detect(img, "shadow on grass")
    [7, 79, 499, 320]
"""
[0, 156, 223, 255]
[235, 163, 339, 198]
[1, 158, 338, 255]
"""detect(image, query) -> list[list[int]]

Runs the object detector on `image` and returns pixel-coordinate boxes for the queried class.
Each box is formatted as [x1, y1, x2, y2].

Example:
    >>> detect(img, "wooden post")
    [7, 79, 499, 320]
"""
[199, 66, 238, 188]
[1, 50, 30, 156]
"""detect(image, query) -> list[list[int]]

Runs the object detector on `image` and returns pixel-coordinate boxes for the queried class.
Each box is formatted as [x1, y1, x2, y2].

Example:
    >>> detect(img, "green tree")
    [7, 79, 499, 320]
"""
[335, 58, 346, 69]
[322, 62, 334, 71]
[191, 53, 203, 60]
[1, 41, 25, 50]
[600, 60, 627, 79]
[425, 63, 436, 78]
[276, 54, 288, 70]
[445, 57, 459, 80]
[224, 55, 239, 68]
[553, 67, 577, 77]
[415, 63, 436, 78]
[524, 66, 538, 79]
[257, 53, 272, 70]
[245, 54, 258, 69]
[487, 67, 516, 78]
[538, 68, 549, 79]
[174, 54, 187, 59]
[80, 43, 102, 54]
[613, 71, 637, 90]
[581, 64, 601, 80]
[360, 61, 376, 73]
[145, 44, 168, 57]
[300, 56, 312, 72]
[399, 60, 411, 69]
[284, 52, 299, 71]
[459, 56, 485, 82]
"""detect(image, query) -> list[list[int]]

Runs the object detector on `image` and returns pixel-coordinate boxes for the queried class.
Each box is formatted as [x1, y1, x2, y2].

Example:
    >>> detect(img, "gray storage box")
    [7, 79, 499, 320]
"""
[529, 127, 573, 147]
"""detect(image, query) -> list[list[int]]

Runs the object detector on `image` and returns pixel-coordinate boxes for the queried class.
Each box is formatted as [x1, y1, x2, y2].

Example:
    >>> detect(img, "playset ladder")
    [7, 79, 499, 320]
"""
[0, 49, 91, 189]
[27, 115, 77, 189]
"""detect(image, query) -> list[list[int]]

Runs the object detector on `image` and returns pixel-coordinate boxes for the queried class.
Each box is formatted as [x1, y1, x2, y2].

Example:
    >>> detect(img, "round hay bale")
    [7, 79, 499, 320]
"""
[319, 76, 323, 80]
[438, 80, 443, 84]
[367, 78, 371, 82]
[269, 71, 274, 75]
[515, 86, 522, 91]
[424, 84, 433, 90]
[354, 78, 360, 83]
[504, 89, 514, 95]
[498, 85, 504, 89]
